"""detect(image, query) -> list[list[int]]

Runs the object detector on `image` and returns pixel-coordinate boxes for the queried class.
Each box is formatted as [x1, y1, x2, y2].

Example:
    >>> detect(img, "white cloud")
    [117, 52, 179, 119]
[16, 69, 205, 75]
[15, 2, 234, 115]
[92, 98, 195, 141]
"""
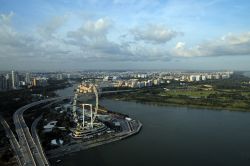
[0, 11, 14, 23]
[0, 12, 16, 45]
[221, 32, 250, 44]
[173, 32, 250, 57]
[175, 42, 185, 49]
[37, 15, 68, 38]
[67, 18, 111, 41]
[66, 18, 173, 62]
[0, 12, 72, 62]
[131, 24, 180, 44]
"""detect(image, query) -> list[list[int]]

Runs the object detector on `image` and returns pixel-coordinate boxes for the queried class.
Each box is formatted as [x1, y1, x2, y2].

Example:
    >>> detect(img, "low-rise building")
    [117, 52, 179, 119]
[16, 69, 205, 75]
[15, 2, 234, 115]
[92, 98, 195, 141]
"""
[51, 139, 63, 146]
[43, 121, 57, 132]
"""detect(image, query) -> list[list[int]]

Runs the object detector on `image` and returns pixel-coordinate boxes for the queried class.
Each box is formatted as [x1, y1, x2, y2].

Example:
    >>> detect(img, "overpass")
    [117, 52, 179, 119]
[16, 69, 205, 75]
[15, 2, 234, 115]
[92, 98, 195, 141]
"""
[13, 98, 59, 165]
[12, 97, 71, 166]
[0, 116, 25, 165]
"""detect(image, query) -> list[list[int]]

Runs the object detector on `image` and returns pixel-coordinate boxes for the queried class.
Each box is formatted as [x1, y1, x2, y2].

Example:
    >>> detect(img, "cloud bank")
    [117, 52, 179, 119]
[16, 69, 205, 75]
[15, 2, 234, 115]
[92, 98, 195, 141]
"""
[131, 24, 181, 44]
[173, 32, 250, 57]
[0, 10, 250, 70]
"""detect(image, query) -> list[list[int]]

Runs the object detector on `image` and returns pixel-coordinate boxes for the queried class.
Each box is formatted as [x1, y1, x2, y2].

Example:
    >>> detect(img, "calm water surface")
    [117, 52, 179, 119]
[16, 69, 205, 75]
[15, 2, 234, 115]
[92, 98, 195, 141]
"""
[53, 87, 250, 166]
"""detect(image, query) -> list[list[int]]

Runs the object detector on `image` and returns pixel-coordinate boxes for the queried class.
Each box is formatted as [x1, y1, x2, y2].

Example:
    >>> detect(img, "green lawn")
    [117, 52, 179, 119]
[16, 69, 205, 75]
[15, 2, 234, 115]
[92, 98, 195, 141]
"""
[160, 90, 214, 98]
[109, 87, 250, 111]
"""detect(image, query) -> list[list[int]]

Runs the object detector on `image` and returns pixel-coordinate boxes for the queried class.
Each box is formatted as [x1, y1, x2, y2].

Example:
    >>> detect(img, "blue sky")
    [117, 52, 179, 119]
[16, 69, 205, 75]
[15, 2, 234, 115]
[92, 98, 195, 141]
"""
[0, 0, 250, 71]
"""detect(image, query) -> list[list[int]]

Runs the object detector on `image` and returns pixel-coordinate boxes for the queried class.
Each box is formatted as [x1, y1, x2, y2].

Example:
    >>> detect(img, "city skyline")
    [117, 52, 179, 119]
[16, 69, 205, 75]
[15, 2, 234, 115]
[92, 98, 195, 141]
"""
[0, 0, 250, 70]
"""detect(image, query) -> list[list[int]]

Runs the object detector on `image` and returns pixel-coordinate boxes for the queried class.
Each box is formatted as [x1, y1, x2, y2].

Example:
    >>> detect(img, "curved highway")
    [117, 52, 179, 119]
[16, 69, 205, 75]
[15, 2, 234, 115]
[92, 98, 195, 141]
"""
[31, 115, 49, 166]
[13, 98, 60, 166]
[0, 116, 25, 165]
[30, 98, 68, 166]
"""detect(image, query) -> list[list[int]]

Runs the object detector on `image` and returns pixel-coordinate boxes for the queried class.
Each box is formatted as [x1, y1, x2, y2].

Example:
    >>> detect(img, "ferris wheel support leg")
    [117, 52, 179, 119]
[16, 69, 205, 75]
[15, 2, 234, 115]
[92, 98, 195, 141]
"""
[82, 104, 85, 129]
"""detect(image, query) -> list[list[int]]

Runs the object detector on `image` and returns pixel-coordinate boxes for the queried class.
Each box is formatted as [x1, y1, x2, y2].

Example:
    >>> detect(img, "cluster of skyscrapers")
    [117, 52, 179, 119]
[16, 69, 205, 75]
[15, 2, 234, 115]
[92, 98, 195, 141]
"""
[0, 70, 48, 91]
[0, 70, 22, 90]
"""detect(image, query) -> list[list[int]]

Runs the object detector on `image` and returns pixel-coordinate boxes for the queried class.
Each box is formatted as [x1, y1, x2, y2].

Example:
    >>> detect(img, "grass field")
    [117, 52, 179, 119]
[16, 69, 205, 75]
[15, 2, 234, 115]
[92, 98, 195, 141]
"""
[160, 90, 214, 98]
[106, 85, 250, 111]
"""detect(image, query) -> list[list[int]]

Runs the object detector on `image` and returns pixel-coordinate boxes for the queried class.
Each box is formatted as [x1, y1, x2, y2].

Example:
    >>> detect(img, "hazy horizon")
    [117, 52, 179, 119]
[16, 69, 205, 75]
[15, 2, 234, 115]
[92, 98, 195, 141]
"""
[1, 0, 250, 70]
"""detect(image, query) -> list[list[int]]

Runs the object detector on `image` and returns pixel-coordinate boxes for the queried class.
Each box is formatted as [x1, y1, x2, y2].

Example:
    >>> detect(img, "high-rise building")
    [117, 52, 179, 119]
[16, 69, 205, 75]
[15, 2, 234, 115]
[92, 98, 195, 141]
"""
[11, 70, 19, 89]
[0, 75, 7, 91]
[153, 79, 160, 85]
[195, 75, 201, 81]
[32, 78, 37, 87]
[201, 75, 207, 81]
[32, 77, 48, 87]
[57, 74, 63, 80]
[25, 73, 31, 84]
[5, 74, 11, 90]
[189, 75, 196, 82]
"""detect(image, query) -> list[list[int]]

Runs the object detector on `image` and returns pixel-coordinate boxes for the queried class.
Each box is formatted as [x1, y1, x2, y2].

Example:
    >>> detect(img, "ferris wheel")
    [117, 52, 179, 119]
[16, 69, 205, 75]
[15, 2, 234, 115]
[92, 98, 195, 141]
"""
[72, 83, 99, 124]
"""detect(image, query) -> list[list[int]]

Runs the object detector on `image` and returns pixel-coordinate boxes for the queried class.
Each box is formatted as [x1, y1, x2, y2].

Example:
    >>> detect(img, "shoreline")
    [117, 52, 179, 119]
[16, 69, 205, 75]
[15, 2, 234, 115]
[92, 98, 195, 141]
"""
[46, 120, 142, 159]
[110, 98, 250, 112]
